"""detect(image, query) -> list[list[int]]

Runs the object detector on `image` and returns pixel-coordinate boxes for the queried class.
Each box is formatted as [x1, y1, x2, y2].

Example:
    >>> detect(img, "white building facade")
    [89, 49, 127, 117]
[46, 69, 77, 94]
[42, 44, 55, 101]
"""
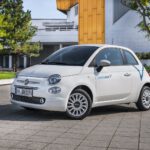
[105, 0, 150, 52]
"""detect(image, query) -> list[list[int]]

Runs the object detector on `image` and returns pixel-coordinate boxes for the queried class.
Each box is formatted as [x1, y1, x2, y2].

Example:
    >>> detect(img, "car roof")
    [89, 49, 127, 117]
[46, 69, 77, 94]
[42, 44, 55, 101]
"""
[78, 44, 130, 50]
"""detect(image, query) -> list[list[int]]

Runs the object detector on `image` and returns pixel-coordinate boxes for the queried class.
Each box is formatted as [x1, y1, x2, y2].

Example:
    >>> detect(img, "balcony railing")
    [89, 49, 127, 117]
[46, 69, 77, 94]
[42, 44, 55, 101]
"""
[43, 21, 75, 27]
[37, 27, 78, 32]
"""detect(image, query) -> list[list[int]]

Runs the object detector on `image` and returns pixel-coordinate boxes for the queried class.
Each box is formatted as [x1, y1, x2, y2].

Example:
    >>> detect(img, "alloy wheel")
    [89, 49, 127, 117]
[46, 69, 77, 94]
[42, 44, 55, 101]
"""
[142, 89, 150, 109]
[67, 93, 89, 117]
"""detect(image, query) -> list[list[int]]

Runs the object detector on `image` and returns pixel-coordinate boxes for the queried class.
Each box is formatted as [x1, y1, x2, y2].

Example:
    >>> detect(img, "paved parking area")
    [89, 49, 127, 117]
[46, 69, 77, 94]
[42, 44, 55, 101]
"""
[0, 85, 150, 150]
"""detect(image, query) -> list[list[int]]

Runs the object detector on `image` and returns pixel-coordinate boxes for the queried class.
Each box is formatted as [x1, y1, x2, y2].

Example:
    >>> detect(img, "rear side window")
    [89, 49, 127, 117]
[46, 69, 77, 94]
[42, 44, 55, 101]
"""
[124, 50, 138, 65]
[95, 48, 124, 66]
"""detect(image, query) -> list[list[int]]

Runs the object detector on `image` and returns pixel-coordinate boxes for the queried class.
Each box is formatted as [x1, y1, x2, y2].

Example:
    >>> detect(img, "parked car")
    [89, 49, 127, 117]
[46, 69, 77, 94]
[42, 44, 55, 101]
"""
[10, 45, 150, 119]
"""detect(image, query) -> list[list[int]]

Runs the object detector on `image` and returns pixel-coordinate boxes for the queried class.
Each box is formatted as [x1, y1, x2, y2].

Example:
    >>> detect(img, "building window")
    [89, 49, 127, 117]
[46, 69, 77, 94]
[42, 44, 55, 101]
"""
[113, 0, 129, 23]
[75, 5, 78, 16]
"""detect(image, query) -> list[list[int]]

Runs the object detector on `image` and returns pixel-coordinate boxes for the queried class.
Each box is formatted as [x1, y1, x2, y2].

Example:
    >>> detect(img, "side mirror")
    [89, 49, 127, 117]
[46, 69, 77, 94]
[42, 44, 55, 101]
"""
[96, 60, 111, 72]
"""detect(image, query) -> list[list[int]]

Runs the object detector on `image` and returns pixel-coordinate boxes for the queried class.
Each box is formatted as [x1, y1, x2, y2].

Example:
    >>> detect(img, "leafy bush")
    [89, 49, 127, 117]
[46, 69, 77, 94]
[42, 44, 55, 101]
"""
[136, 52, 150, 60]
[145, 66, 150, 72]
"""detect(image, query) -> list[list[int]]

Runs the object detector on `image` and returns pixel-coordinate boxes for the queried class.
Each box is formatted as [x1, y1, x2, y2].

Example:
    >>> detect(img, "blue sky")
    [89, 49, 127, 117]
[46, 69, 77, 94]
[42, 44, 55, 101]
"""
[23, 0, 66, 19]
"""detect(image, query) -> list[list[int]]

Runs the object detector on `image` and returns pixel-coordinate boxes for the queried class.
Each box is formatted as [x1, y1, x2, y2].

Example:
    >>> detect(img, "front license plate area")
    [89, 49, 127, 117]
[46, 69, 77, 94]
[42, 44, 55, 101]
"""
[16, 88, 33, 97]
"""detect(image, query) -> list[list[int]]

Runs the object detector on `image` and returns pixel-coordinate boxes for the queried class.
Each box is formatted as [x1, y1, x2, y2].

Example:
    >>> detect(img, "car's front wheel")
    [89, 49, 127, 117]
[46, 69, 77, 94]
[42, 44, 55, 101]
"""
[66, 89, 92, 119]
[136, 86, 150, 111]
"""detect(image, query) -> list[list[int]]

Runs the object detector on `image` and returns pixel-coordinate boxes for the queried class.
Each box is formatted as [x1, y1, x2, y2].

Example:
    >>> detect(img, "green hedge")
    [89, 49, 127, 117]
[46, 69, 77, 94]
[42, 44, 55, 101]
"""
[136, 52, 150, 60]
[145, 66, 150, 72]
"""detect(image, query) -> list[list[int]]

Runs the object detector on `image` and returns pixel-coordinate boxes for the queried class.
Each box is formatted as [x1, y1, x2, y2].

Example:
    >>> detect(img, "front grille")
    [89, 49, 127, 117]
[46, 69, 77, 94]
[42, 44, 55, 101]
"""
[12, 94, 45, 105]
[17, 80, 40, 85]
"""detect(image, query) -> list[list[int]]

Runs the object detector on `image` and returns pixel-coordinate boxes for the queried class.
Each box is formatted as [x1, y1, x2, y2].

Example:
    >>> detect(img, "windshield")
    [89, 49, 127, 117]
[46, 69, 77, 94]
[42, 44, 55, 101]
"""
[41, 46, 99, 66]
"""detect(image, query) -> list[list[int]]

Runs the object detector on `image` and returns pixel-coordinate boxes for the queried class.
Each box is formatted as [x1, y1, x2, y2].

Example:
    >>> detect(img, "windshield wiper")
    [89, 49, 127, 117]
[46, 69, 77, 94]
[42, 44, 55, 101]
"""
[41, 62, 70, 65]
[41, 62, 48, 64]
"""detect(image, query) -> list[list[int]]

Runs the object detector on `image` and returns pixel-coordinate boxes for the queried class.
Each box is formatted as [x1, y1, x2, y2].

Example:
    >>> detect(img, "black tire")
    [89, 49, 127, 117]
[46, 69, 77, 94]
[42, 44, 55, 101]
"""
[136, 86, 150, 111]
[66, 89, 92, 120]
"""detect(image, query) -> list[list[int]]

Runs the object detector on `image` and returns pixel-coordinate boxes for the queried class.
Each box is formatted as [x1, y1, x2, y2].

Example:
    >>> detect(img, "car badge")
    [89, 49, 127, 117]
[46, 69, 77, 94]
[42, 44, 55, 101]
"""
[24, 79, 29, 85]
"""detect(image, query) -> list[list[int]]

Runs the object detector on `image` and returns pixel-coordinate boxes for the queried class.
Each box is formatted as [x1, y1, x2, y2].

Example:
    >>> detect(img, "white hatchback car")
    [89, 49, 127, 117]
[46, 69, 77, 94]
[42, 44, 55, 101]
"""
[11, 45, 150, 119]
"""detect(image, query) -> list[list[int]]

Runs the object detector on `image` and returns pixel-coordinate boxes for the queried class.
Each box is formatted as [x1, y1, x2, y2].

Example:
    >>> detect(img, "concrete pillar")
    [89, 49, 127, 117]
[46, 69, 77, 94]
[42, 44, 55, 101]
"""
[9, 55, 12, 69]
[105, 0, 114, 44]
[23, 55, 27, 68]
[3, 56, 6, 67]
[59, 43, 63, 49]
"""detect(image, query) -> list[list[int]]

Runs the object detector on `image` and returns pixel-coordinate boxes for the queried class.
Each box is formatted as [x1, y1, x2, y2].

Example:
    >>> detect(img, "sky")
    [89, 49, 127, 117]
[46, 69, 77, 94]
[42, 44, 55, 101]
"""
[23, 0, 66, 19]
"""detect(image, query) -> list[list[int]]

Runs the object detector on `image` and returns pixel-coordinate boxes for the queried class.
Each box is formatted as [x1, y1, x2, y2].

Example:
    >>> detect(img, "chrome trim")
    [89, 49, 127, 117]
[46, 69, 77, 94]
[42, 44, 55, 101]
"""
[17, 80, 40, 85]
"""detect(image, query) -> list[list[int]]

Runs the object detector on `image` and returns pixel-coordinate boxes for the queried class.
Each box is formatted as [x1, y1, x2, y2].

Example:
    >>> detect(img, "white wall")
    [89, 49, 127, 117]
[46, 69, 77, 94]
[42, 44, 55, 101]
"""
[105, 0, 150, 52]
[141, 60, 150, 66]
[67, 5, 78, 27]
[31, 30, 78, 43]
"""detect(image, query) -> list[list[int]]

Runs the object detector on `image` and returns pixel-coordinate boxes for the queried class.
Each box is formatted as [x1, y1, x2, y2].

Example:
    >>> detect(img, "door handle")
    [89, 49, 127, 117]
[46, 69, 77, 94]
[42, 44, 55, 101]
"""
[124, 73, 131, 77]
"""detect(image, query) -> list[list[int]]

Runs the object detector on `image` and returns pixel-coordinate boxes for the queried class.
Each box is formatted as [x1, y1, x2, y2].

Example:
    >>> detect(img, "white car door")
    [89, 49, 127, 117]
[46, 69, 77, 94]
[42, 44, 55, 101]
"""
[94, 48, 133, 102]
[123, 49, 143, 101]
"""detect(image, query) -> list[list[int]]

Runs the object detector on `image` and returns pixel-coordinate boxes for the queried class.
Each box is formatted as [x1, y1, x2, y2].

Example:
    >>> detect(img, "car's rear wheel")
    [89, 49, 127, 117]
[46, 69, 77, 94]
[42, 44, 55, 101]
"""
[66, 89, 92, 119]
[136, 86, 150, 111]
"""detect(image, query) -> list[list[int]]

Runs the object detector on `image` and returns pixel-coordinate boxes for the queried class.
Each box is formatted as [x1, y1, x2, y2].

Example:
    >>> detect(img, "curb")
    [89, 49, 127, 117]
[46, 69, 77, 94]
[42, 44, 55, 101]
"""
[0, 79, 14, 86]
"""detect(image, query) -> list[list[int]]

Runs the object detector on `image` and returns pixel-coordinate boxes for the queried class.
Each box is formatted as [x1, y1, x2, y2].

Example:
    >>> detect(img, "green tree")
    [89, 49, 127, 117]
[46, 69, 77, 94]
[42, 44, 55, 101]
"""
[0, 0, 41, 71]
[121, 0, 150, 38]
[0, 14, 9, 50]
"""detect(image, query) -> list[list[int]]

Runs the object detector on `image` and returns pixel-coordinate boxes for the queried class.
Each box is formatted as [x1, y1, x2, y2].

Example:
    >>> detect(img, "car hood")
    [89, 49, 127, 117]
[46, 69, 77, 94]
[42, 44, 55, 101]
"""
[18, 65, 83, 78]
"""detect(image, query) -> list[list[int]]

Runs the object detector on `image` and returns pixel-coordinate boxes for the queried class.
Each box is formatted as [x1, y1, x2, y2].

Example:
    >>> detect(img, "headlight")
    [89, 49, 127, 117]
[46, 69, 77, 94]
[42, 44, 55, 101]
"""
[48, 74, 61, 85]
[48, 87, 61, 94]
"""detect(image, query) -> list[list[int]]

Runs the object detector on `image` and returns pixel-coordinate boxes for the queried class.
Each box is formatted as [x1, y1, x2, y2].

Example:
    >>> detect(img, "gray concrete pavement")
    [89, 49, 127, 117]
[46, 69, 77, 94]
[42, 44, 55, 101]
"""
[0, 85, 150, 150]
[0, 79, 14, 86]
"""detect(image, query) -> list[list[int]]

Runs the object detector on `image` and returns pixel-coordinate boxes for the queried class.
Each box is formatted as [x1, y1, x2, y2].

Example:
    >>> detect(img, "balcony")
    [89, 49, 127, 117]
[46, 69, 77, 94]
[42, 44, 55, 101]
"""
[56, 0, 78, 13]
[31, 19, 78, 44]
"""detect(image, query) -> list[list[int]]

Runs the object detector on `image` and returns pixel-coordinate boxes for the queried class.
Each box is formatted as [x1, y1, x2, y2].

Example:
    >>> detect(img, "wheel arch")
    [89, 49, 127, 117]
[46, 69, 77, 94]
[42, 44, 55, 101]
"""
[137, 82, 150, 101]
[136, 82, 150, 111]
[143, 82, 150, 88]
[71, 85, 93, 102]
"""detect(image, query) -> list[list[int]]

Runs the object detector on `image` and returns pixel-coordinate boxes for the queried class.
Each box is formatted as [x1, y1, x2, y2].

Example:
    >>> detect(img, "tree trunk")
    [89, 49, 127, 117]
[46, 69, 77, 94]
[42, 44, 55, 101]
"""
[13, 54, 18, 72]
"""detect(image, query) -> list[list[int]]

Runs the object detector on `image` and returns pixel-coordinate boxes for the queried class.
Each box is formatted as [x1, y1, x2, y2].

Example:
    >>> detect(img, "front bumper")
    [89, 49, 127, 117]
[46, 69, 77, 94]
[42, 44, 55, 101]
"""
[10, 77, 70, 112]
[11, 95, 67, 112]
